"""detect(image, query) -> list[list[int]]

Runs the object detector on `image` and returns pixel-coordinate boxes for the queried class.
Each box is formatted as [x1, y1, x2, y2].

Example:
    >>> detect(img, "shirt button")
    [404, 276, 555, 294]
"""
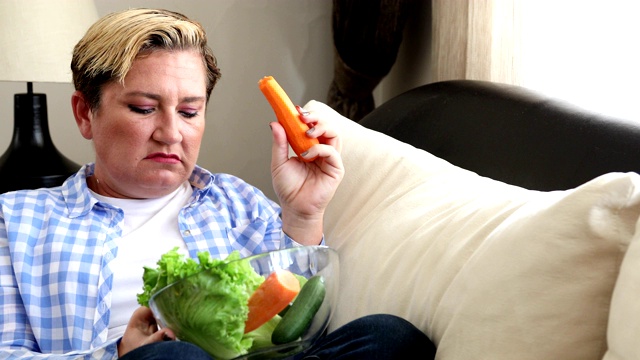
[183, 230, 191, 236]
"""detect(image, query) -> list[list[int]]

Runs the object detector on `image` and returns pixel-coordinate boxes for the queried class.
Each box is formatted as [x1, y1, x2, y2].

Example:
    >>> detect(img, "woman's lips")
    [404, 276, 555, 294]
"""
[145, 153, 181, 164]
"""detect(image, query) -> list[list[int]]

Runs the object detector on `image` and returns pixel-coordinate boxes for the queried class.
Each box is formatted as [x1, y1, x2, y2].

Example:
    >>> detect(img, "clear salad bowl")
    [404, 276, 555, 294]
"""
[148, 246, 339, 360]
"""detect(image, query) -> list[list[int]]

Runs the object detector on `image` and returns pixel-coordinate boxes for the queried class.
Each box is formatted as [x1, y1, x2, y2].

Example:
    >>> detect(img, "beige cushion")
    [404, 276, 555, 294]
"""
[603, 217, 640, 360]
[304, 100, 640, 360]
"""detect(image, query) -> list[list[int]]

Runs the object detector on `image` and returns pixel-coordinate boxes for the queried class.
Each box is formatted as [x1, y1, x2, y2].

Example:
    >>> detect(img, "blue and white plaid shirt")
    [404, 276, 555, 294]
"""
[0, 163, 298, 359]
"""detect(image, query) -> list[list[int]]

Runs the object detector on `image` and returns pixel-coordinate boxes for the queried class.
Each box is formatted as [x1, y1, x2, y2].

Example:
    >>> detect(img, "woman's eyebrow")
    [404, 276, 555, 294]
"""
[182, 96, 206, 103]
[123, 91, 206, 103]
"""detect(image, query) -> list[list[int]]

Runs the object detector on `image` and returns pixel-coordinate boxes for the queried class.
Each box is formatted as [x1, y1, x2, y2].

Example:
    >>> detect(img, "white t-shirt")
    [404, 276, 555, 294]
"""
[90, 181, 193, 340]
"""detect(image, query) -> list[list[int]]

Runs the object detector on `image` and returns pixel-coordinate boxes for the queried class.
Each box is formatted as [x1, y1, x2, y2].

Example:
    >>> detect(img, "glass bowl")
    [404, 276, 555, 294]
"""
[148, 246, 339, 360]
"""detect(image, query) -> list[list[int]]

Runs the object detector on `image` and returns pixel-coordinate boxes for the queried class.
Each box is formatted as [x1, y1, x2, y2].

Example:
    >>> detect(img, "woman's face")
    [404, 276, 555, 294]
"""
[79, 50, 208, 199]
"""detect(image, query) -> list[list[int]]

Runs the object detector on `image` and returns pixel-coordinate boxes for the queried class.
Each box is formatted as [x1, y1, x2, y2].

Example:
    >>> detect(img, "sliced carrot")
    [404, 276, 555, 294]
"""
[258, 76, 319, 162]
[244, 269, 301, 333]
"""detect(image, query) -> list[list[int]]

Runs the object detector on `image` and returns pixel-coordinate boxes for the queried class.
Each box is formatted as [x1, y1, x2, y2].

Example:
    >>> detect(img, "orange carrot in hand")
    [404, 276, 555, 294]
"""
[259, 76, 319, 162]
[244, 269, 301, 333]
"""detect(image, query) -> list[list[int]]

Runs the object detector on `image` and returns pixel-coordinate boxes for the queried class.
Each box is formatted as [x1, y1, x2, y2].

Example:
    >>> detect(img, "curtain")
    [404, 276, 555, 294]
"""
[327, 0, 418, 121]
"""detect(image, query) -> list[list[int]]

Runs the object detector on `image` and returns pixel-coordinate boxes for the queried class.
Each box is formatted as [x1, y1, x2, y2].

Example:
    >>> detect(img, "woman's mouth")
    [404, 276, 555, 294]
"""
[145, 153, 181, 164]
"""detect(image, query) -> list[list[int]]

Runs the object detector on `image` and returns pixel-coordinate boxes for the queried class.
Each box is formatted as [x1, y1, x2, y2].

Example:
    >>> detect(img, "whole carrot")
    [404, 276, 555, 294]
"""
[259, 76, 319, 162]
[244, 269, 301, 333]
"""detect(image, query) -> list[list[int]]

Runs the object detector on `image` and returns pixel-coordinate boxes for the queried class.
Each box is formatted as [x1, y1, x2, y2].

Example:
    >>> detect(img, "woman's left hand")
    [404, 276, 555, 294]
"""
[118, 306, 176, 357]
[270, 101, 345, 245]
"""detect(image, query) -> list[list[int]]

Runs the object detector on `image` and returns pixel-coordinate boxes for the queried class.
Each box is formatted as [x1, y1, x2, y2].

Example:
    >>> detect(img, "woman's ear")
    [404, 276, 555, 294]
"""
[71, 91, 94, 140]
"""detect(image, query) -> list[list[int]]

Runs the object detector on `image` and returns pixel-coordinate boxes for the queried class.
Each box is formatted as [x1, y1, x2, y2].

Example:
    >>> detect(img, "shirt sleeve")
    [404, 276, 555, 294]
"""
[0, 200, 120, 360]
[280, 229, 326, 248]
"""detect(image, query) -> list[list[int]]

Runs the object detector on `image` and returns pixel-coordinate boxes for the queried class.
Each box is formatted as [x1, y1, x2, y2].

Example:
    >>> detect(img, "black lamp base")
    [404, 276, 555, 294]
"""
[0, 84, 81, 194]
[0, 146, 81, 193]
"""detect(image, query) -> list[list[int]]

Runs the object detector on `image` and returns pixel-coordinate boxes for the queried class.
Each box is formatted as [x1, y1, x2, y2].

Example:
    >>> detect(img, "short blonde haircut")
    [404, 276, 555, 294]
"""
[71, 8, 221, 110]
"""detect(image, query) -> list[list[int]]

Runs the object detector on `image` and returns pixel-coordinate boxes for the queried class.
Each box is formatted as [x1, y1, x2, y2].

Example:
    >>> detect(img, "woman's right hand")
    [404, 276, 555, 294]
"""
[118, 306, 176, 357]
[269, 100, 345, 245]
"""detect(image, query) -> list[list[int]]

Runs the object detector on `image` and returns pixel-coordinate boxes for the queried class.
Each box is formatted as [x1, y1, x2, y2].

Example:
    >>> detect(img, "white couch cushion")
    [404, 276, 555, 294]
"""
[305, 100, 640, 360]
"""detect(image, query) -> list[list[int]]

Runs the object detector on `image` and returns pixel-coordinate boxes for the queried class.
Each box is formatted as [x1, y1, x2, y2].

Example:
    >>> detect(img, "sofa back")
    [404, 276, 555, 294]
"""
[359, 80, 640, 191]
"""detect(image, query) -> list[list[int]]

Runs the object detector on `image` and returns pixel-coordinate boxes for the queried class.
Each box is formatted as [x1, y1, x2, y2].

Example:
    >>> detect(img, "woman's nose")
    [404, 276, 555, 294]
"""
[153, 112, 183, 144]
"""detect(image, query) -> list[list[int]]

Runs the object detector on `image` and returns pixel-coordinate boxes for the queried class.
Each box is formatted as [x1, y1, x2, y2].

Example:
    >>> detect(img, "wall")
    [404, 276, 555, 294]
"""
[0, 0, 333, 201]
[519, 0, 640, 121]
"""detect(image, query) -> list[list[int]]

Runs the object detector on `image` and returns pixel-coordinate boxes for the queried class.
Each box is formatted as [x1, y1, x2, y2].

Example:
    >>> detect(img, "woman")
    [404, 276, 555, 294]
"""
[0, 8, 435, 359]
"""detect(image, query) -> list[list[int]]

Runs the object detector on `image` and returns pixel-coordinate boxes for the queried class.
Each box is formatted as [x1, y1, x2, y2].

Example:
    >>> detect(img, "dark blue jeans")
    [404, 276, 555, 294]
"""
[120, 314, 436, 360]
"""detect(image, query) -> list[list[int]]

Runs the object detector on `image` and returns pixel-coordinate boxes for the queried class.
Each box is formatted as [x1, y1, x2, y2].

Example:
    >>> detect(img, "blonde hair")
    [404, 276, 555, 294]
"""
[71, 8, 221, 110]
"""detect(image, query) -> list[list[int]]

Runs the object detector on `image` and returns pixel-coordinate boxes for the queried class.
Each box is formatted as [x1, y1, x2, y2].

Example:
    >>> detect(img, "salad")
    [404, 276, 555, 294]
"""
[138, 248, 272, 359]
[137, 247, 325, 359]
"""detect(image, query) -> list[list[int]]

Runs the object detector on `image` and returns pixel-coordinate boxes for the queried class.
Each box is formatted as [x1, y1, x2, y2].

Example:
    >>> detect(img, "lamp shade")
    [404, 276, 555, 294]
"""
[0, 0, 99, 83]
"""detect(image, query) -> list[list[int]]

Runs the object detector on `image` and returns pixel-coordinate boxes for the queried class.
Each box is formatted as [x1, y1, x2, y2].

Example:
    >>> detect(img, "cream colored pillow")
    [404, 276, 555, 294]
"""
[304, 100, 640, 360]
[603, 217, 640, 360]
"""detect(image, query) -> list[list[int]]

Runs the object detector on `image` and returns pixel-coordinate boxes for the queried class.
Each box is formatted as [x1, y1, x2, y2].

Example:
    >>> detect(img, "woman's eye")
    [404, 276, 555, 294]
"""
[180, 111, 198, 119]
[129, 105, 153, 114]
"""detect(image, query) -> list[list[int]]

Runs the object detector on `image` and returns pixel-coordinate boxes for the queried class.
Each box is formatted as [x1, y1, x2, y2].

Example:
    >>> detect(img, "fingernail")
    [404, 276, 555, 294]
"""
[296, 105, 310, 116]
[306, 127, 315, 135]
[163, 333, 174, 341]
[301, 151, 309, 158]
[268, 123, 273, 130]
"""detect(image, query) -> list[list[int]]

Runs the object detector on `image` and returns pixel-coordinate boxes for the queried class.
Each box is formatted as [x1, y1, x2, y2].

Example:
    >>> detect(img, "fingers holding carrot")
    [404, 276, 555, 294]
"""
[296, 104, 342, 155]
[267, 104, 343, 180]
[260, 76, 342, 170]
[292, 111, 344, 181]
[259, 76, 319, 162]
